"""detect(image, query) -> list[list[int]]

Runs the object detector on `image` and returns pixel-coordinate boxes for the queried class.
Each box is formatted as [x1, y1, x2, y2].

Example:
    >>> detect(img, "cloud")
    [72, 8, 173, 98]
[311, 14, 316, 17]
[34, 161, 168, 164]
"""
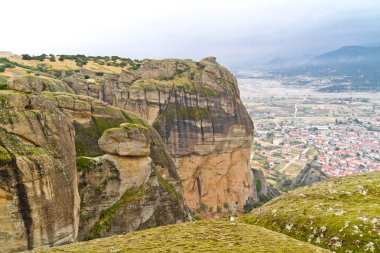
[1, 0, 379, 68]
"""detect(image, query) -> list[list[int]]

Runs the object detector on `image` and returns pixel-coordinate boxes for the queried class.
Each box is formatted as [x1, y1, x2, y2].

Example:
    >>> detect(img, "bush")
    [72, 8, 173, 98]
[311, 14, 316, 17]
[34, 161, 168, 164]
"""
[0, 82, 7, 89]
[22, 54, 33, 60]
[199, 202, 208, 211]
[217, 206, 222, 213]
[35, 54, 46, 61]
[243, 202, 262, 213]
[258, 193, 270, 203]
[256, 179, 263, 193]
[49, 55, 56, 62]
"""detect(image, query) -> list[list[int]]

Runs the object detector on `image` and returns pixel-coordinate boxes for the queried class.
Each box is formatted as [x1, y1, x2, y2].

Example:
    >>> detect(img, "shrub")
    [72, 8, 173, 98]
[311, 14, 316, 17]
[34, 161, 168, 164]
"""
[199, 202, 208, 211]
[255, 179, 263, 193]
[22, 54, 33, 60]
[243, 202, 262, 213]
[49, 55, 56, 62]
[258, 193, 270, 203]
[0, 82, 7, 89]
[217, 206, 222, 213]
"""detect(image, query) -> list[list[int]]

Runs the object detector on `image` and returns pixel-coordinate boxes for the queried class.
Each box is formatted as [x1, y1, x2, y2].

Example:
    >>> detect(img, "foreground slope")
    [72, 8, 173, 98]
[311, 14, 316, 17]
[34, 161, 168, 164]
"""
[33, 220, 328, 253]
[240, 172, 380, 252]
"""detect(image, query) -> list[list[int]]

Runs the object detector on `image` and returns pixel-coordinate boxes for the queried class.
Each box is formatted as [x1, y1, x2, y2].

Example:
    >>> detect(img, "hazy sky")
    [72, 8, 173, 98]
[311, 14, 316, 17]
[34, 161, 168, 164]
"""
[1, 0, 380, 68]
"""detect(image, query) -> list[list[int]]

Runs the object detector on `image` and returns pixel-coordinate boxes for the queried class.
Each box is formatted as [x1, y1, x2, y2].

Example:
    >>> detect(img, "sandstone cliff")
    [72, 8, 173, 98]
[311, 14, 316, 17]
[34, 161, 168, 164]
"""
[44, 92, 191, 241]
[0, 80, 79, 252]
[0, 54, 255, 251]
[58, 56, 255, 212]
[0, 73, 190, 251]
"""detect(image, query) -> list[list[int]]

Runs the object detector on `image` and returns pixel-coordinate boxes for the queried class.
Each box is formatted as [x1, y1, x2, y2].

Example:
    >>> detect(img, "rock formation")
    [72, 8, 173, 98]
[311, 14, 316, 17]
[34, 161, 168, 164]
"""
[44, 92, 191, 241]
[0, 85, 79, 252]
[292, 162, 329, 187]
[0, 54, 255, 251]
[60, 57, 255, 212]
[0, 73, 190, 251]
[252, 169, 281, 200]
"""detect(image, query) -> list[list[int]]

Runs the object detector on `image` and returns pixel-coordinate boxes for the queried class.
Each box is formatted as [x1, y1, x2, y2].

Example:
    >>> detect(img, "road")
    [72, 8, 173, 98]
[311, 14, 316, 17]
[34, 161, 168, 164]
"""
[280, 147, 310, 173]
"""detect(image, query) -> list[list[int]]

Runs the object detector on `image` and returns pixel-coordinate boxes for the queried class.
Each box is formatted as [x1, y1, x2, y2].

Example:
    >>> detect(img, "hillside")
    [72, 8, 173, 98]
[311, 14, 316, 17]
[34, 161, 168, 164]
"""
[33, 220, 328, 253]
[239, 172, 380, 252]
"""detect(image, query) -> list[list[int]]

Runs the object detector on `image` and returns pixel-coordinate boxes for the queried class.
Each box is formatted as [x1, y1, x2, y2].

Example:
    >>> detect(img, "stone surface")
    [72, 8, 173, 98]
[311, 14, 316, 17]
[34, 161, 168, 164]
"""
[98, 124, 150, 157]
[45, 92, 191, 241]
[0, 55, 255, 251]
[61, 57, 255, 212]
[252, 169, 281, 199]
[292, 162, 329, 187]
[0, 91, 79, 252]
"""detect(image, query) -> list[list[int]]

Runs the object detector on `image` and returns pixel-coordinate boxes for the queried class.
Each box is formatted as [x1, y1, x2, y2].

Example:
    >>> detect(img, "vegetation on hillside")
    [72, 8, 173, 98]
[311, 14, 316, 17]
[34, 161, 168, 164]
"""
[239, 172, 380, 252]
[33, 220, 328, 253]
[21, 53, 142, 69]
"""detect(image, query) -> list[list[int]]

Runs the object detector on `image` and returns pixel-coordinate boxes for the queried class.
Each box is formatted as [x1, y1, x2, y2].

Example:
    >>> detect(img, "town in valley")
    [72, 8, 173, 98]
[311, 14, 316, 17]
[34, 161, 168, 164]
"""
[238, 72, 380, 189]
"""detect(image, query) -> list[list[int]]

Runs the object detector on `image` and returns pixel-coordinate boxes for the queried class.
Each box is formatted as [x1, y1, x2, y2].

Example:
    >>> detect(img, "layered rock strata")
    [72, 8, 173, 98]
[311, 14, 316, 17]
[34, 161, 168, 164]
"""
[61, 57, 255, 211]
[0, 74, 190, 251]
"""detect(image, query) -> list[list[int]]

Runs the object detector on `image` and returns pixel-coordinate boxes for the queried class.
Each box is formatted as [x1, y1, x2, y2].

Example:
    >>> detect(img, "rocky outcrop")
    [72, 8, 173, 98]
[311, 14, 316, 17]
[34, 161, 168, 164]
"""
[0, 54, 254, 250]
[252, 169, 281, 200]
[292, 163, 329, 187]
[42, 92, 190, 241]
[61, 57, 255, 212]
[0, 74, 190, 251]
[0, 90, 79, 252]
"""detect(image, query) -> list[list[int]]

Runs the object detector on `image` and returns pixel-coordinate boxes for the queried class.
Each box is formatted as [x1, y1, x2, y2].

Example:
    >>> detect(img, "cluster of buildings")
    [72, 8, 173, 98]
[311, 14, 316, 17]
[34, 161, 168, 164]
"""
[255, 121, 380, 177]
[306, 124, 380, 176]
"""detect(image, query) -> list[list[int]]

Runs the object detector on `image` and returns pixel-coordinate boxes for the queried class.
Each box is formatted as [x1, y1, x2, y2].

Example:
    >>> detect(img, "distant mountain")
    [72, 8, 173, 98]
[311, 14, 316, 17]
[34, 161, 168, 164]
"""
[267, 57, 287, 66]
[268, 46, 380, 92]
[312, 46, 380, 65]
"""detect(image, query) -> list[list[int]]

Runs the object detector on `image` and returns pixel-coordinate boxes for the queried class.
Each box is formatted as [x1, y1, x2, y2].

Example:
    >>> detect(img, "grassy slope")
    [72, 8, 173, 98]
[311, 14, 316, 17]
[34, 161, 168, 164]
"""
[33, 220, 328, 253]
[239, 172, 380, 252]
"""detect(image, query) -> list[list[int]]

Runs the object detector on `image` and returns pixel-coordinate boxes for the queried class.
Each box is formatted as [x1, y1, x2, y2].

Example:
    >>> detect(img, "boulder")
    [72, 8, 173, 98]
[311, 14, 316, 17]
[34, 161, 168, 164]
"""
[98, 123, 150, 157]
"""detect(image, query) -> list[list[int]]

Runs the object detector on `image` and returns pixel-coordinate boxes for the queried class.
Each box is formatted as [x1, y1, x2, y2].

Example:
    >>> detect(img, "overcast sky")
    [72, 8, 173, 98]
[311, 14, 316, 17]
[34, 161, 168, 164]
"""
[1, 0, 380, 68]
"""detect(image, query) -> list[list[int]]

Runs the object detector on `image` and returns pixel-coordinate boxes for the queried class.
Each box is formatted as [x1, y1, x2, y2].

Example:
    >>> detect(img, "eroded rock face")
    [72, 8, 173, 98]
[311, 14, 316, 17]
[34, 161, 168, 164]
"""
[252, 169, 281, 200]
[62, 57, 255, 212]
[292, 163, 329, 187]
[98, 124, 150, 157]
[0, 91, 79, 252]
[44, 92, 190, 241]
[0, 74, 191, 251]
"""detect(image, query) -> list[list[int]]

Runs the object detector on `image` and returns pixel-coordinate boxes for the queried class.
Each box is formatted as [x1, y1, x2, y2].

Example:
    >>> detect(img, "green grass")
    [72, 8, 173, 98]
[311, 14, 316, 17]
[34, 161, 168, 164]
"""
[120, 122, 147, 130]
[76, 156, 97, 172]
[33, 219, 328, 253]
[239, 172, 380, 253]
